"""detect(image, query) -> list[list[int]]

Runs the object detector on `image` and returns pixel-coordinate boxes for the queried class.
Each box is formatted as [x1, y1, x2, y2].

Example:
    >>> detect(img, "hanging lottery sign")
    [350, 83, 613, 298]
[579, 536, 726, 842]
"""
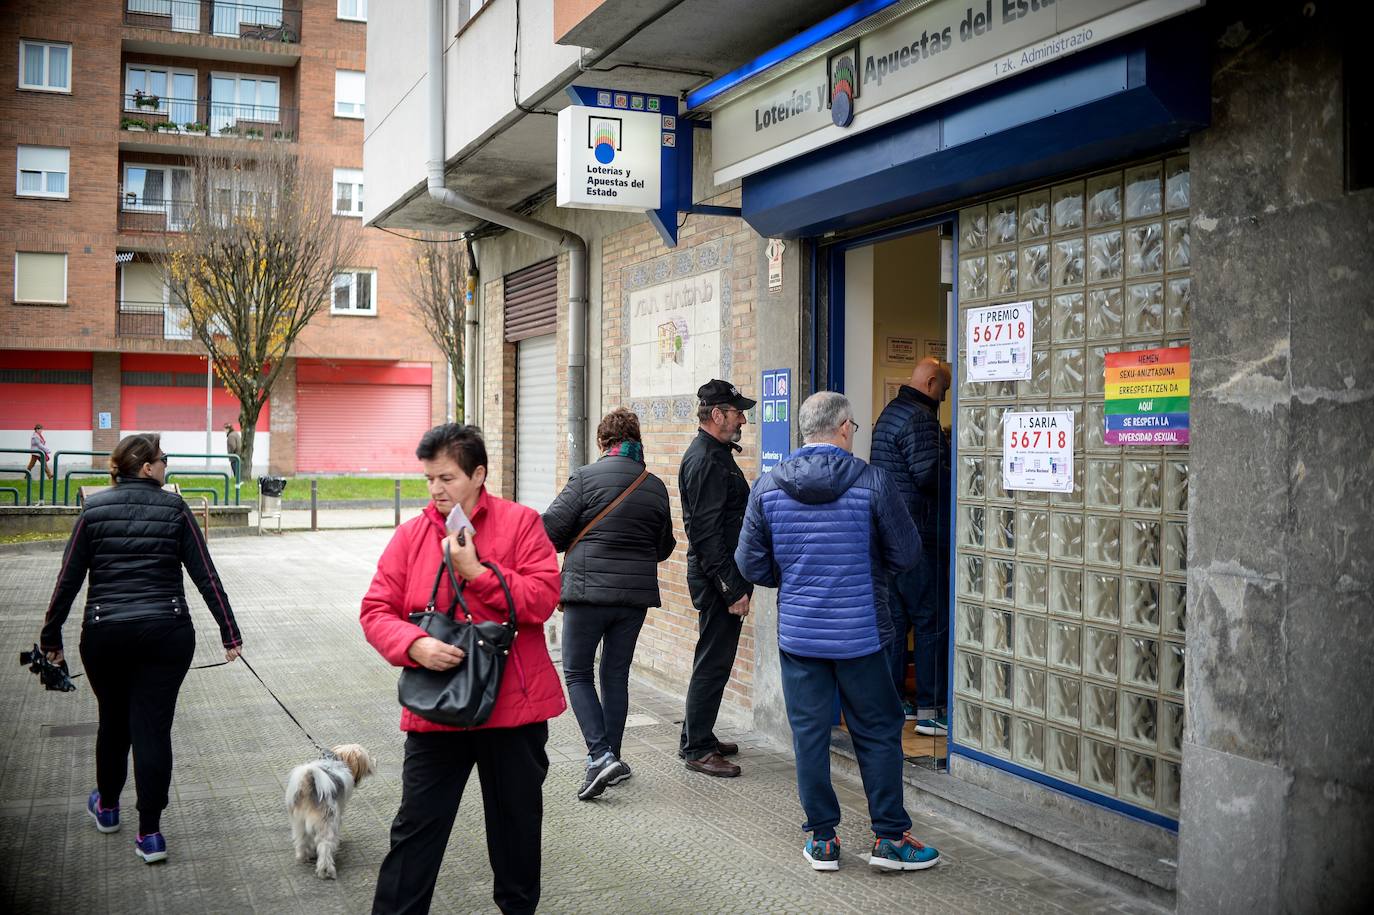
[966, 301, 1033, 381]
[1002, 410, 1074, 493]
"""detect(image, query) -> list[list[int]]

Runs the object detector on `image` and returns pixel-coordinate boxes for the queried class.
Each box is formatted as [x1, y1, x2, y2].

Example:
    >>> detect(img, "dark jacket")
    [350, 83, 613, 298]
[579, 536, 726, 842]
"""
[679, 428, 753, 607]
[41, 477, 241, 652]
[542, 454, 675, 608]
[870, 385, 950, 543]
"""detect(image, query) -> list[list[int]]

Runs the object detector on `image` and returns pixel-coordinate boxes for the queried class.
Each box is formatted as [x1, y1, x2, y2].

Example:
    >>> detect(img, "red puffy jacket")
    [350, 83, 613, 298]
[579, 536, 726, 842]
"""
[360, 489, 566, 732]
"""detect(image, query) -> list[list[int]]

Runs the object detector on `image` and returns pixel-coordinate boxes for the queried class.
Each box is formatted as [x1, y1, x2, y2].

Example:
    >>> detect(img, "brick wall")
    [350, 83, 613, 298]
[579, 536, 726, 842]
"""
[481, 276, 516, 498]
[593, 189, 763, 712]
[268, 357, 298, 475]
[91, 352, 120, 453]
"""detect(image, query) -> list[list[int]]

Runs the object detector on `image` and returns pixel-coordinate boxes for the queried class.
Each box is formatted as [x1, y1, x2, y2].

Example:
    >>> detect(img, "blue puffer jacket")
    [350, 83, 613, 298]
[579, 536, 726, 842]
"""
[870, 385, 949, 542]
[734, 444, 921, 660]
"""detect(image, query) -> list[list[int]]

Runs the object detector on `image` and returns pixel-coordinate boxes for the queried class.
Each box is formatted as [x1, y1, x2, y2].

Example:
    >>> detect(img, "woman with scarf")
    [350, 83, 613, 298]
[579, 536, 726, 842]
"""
[543, 408, 675, 800]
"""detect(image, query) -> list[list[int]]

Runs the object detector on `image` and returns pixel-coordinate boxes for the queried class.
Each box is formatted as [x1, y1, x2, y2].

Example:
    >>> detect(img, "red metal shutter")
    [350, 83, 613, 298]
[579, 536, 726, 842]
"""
[503, 258, 558, 342]
[296, 384, 432, 473]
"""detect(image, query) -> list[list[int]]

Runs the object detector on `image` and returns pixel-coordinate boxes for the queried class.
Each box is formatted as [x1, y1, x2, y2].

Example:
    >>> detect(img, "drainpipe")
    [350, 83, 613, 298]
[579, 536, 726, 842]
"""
[427, 0, 589, 469]
[464, 236, 479, 426]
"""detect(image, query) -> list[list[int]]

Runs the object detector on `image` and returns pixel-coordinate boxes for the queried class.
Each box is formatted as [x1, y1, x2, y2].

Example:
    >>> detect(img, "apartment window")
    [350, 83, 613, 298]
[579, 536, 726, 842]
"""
[334, 168, 364, 216]
[14, 252, 68, 305]
[19, 40, 70, 92]
[17, 146, 69, 198]
[125, 65, 197, 123]
[210, 72, 280, 134]
[124, 164, 194, 229]
[335, 70, 365, 119]
[338, 0, 367, 21]
[332, 270, 376, 314]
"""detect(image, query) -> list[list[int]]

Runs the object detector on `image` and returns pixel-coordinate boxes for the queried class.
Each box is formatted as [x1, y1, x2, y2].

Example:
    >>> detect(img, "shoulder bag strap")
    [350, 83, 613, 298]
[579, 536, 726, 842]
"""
[426, 546, 470, 620]
[565, 468, 651, 557]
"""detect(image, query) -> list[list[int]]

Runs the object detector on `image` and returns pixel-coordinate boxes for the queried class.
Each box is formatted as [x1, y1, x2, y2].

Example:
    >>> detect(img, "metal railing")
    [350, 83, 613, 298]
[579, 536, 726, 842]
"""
[124, 0, 302, 44]
[120, 95, 299, 142]
[51, 450, 240, 505]
[118, 194, 197, 233]
[116, 298, 194, 339]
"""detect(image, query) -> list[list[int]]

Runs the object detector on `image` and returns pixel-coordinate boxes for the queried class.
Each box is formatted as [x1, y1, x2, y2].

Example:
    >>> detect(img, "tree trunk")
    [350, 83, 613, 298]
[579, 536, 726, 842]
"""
[236, 404, 262, 482]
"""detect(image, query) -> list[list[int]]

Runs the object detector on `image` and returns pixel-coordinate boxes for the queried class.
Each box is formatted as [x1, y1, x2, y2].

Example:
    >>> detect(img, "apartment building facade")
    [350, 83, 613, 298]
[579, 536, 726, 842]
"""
[1, 0, 446, 478]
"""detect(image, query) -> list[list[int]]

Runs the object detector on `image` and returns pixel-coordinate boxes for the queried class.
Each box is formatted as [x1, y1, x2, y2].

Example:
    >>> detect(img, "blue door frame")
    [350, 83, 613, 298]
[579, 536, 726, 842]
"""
[812, 214, 1180, 832]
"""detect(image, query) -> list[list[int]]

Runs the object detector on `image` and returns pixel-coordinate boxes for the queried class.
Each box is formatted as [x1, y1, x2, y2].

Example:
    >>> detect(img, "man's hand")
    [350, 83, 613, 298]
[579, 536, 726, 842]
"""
[728, 594, 751, 617]
[45, 648, 64, 665]
[443, 531, 485, 581]
[225, 646, 241, 663]
[408, 636, 466, 671]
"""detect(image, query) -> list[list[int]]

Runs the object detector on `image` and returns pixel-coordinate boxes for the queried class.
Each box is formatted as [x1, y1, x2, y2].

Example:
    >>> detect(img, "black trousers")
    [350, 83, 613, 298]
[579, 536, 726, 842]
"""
[79, 616, 195, 835]
[561, 603, 647, 760]
[373, 722, 550, 915]
[679, 583, 743, 760]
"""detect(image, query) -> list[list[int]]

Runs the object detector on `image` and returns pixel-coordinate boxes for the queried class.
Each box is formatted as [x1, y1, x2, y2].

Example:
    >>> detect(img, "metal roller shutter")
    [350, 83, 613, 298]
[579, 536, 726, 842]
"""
[504, 258, 558, 342]
[296, 384, 431, 473]
[516, 335, 557, 513]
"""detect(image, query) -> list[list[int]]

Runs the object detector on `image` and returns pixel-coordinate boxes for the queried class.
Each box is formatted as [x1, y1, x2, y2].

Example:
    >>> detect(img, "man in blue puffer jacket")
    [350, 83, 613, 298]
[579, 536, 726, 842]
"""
[736, 391, 940, 874]
[870, 356, 952, 736]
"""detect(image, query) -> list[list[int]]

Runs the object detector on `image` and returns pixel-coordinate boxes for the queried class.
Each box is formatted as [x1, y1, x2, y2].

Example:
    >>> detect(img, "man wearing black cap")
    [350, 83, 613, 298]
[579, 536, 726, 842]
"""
[677, 379, 756, 777]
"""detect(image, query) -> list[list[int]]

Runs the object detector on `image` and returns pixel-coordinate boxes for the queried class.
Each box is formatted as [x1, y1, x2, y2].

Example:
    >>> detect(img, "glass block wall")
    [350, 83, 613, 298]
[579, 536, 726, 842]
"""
[952, 155, 1190, 819]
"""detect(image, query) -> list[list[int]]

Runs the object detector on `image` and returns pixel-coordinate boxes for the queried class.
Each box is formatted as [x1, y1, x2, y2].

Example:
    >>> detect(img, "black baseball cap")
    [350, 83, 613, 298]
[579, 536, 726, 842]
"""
[697, 379, 756, 411]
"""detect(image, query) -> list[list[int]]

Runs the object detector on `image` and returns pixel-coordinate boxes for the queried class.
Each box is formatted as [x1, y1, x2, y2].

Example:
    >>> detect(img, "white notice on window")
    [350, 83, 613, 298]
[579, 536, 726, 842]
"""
[967, 301, 1033, 381]
[1002, 411, 1074, 493]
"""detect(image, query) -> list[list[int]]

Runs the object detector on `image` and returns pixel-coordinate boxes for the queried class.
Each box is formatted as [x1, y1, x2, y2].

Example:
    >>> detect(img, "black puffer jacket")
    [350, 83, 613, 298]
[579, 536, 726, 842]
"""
[542, 454, 675, 608]
[870, 385, 950, 544]
[41, 477, 241, 652]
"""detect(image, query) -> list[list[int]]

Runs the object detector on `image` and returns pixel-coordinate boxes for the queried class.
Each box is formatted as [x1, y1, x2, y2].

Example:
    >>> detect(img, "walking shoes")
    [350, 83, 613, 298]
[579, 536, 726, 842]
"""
[135, 832, 168, 864]
[578, 753, 631, 801]
[870, 832, 940, 870]
[87, 789, 119, 833]
[684, 751, 740, 778]
[803, 834, 841, 871]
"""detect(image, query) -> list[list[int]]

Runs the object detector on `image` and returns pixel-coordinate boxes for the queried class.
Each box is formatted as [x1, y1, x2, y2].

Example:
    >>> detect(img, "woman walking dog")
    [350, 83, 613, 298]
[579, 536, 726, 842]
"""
[39, 432, 243, 864]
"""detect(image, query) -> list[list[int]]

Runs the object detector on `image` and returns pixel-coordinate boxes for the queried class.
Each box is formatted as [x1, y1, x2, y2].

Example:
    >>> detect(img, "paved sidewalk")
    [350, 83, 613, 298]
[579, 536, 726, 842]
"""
[0, 530, 1158, 914]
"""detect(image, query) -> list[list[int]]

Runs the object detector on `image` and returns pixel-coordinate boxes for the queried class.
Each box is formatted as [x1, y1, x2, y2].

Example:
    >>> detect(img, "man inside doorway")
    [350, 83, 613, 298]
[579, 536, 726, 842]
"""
[870, 356, 951, 736]
[678, 379, 755, 778]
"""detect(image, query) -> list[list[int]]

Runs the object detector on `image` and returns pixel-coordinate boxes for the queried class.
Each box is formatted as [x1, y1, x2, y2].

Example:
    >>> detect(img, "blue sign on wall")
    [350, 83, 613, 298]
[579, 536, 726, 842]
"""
[760, 368, 792, 475]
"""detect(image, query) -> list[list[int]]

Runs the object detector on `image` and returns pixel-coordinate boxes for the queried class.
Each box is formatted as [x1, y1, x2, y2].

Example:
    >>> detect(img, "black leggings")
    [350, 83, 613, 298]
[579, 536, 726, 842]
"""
[80, 616, 195, 835]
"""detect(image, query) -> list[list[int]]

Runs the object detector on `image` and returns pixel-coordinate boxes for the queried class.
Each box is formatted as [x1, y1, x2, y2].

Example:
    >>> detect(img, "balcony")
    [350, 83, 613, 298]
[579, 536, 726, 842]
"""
[120, 94, 299, 147]
[118, 190, 195, 234]
[117, 299, 195, 339]
[123, 1, 302, 64]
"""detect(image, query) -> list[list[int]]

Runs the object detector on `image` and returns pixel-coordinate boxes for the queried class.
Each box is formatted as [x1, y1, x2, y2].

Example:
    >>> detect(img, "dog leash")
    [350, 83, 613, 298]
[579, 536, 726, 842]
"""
[238, 656, 333, 757]
[67, 657, 231, 681]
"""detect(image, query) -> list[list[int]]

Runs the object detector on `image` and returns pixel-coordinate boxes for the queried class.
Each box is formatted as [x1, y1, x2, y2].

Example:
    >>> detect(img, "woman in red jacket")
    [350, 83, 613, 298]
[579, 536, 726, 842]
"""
[361, 424, 565, 915]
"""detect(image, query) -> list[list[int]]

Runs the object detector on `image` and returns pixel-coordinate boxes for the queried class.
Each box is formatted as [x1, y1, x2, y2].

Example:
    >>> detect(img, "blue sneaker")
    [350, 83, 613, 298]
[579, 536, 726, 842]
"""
[901, 701, 918, 721]
[87, 790, 119, 833]
[914, 715, 948, 736]
[803, 834, 840, 871]
[135, 833, 168, 864]
[870, 832, 940, 871]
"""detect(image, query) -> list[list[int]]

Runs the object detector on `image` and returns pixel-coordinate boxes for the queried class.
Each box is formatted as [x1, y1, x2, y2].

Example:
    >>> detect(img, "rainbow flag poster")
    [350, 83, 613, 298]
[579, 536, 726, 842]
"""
[1104, 346, 1190, 446]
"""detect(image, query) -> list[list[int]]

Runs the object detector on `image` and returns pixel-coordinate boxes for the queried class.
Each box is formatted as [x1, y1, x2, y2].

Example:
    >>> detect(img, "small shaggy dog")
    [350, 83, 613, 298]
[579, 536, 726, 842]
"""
[285, 744, 376, 878]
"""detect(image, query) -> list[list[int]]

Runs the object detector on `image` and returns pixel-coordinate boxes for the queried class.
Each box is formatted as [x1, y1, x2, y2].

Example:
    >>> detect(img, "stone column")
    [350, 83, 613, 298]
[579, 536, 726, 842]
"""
[268, 357, 297, 477]
[1178, 7, 1374, 912]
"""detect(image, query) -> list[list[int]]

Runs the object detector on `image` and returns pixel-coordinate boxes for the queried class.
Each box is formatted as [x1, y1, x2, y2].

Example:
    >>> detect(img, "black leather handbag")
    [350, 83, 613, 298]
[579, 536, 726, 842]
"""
[397, 549, 518, 728]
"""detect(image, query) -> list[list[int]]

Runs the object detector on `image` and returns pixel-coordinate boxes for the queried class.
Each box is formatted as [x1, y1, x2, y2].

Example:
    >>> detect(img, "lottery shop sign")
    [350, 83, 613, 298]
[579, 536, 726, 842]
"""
[1002, 410, 1074, 493]
[1104, 346, 1190, 446]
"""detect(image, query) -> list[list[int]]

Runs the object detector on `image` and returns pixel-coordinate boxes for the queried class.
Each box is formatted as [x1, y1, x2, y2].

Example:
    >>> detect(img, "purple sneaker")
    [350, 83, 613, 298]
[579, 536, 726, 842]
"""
[135, 832, 168, 864]
[87, 790, 119, 833]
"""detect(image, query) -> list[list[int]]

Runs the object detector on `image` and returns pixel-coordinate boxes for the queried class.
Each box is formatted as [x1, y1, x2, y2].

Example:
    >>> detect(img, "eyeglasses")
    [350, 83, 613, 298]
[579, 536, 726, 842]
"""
[155, 454, 169, 464]
[844, 419, 862, 433]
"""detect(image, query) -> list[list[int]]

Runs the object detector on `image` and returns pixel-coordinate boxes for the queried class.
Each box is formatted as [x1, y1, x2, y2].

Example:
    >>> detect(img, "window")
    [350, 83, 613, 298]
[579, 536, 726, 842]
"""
[335, 70, 365, 119]
[338, 0, 367, 21]
[332, 270, 376, 314]
[333, 168, 364, 216]
[14, 252, 68, 304]
[17, 146, 69, 198]
[210, 72, 281, 134]
[19, 40, 70, 92]
[123, 164, 194, 229]
[124, 65, 197, 123]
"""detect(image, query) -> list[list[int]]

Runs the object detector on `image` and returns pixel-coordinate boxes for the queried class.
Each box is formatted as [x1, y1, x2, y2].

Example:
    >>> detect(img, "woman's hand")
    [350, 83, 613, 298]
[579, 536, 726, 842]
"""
[442, 531, 485, 581]
[225, 646, 241, 663]
[408, 636, 466, 671]
[45, 649, 64, 665]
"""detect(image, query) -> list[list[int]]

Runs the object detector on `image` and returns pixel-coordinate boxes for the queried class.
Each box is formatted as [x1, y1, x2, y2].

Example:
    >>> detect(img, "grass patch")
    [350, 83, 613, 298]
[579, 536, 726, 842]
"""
[33, 474, 430, 505]
[0, 531, 66, 544]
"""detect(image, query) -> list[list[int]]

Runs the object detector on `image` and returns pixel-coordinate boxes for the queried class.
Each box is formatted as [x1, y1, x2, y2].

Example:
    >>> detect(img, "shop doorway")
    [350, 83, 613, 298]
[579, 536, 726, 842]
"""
[833, 224, 955, 771]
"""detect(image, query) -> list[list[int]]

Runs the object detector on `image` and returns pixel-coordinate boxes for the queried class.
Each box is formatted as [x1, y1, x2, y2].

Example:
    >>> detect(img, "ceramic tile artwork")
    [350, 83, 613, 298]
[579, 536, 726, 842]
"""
[953, 158, 1189, 816]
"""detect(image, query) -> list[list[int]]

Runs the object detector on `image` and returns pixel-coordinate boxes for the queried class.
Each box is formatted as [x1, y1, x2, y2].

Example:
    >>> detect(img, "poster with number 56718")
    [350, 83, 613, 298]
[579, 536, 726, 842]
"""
[1003, 411, 1074, 493]
[967, 302, 1033, 381]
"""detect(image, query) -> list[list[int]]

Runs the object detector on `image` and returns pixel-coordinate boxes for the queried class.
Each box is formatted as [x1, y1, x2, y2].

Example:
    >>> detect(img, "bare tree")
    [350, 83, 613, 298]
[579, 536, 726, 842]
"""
[400, 237, 468, 421]
[160, 146, 360, 476]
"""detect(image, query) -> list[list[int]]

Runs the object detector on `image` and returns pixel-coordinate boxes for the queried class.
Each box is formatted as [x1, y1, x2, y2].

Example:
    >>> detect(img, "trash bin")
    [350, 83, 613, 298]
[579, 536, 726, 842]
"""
[258, 475, 287, 517]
